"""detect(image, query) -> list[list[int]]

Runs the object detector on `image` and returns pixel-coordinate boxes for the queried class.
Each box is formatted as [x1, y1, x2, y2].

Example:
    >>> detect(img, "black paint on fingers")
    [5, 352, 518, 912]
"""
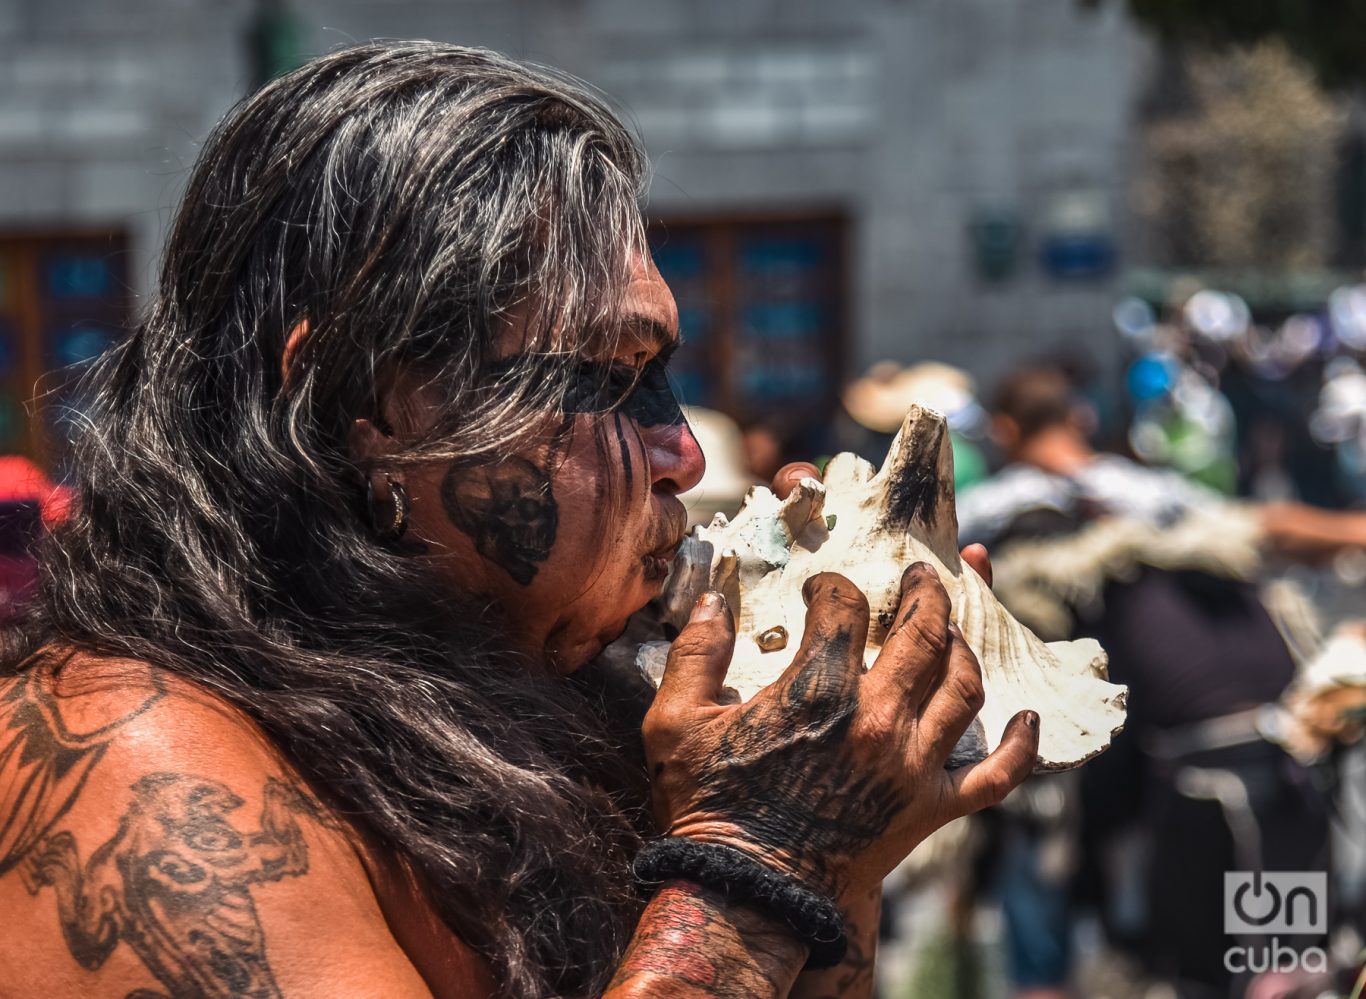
[692, 625, 900, 894]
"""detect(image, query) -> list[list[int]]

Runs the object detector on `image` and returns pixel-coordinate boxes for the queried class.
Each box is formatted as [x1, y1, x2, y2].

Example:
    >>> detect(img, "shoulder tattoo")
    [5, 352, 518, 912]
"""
[1, 669, 338, 997]
[0, 668, 164, 877]
[19, 772, 328, 998]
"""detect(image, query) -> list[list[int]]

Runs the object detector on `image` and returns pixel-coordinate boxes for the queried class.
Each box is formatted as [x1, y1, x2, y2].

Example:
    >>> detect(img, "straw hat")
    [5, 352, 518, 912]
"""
[678, 406, 761, 526]
[842, 361, 977, 433]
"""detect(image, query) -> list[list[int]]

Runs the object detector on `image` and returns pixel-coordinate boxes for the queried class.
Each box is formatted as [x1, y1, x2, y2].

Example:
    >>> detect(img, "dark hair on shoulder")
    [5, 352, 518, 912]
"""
[9, 41, 654, 998]
[990, 365, 1079, 440]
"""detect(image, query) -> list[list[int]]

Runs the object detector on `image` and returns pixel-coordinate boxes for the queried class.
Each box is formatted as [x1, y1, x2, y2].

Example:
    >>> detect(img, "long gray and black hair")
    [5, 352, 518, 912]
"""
[9, 41, 656, 998]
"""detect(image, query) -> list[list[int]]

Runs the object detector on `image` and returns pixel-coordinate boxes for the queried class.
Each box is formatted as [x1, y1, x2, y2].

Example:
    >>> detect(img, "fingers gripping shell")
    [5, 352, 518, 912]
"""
[638, 404, 1127, 771]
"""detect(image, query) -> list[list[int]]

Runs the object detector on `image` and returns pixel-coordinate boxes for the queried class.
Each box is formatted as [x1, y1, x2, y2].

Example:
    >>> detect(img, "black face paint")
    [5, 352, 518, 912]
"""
[560, 350, 686, 429]
[441, 456, 559, 585]
[620, 358, 685, 428]
[613, 411, 634, 493]
[561, 360, 636, 417]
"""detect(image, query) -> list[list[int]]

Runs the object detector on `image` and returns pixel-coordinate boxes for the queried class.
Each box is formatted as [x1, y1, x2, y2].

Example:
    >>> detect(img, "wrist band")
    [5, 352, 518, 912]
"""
[632, 837, 848, 970]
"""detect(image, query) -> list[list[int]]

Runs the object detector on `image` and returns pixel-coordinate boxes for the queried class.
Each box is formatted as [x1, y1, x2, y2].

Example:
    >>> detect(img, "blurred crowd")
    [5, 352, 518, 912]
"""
[678, 284, 1366, 999]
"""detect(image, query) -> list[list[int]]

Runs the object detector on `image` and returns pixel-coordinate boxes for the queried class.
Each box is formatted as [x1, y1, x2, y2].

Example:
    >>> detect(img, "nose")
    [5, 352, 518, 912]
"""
[644, 419, 706, 495]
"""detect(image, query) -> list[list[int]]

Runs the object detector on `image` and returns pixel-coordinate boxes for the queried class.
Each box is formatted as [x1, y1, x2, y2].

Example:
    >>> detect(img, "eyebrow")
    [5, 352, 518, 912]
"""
[619, 315, 680, 352]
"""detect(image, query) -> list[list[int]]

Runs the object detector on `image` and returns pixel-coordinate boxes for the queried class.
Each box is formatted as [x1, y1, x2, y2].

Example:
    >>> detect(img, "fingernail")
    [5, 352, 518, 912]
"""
[1023, 710, 1039, 730]
[801, 574, 821, 605]
[899, 561, 930, 593]
[691, 590, 724, 622]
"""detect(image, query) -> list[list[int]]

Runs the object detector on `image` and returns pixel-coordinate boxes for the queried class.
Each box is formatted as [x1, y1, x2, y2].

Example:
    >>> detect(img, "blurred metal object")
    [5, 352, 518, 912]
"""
[1330, 284, 1366, 350]
[1183, 289, 1251, 343]
[1112, 296, 1157, 346]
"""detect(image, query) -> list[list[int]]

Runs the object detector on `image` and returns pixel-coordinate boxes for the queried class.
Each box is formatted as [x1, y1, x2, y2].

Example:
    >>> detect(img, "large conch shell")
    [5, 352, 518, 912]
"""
[631, 405, 1127, 771]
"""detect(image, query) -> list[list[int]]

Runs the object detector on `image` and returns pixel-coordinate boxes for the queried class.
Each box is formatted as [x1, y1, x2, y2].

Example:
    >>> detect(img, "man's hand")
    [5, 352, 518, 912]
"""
[643, 565, 1038, 901]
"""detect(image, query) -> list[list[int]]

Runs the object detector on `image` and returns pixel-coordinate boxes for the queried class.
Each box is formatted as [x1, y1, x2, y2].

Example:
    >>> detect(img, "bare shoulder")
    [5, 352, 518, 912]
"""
[0, 651, 444, 998]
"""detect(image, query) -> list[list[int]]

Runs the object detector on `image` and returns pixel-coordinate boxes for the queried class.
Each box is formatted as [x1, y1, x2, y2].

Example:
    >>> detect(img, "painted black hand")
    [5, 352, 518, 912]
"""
[643, 564, 1039, 899]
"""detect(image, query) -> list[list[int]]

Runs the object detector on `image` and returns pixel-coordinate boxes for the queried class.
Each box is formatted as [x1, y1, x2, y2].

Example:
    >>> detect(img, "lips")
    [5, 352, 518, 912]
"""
[641, 507, 687, 582]
[642, 536, 682, 582]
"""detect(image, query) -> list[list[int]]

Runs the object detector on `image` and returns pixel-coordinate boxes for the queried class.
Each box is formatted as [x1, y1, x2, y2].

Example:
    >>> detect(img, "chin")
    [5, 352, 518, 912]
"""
[552, 579, 658, 673]
[550, 616, 634, 674]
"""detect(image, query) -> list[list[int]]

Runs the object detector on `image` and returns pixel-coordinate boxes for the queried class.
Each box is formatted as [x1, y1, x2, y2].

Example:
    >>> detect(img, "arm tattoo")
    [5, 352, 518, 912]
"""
[440, 455, 558, 585]
[692, 626, 901, 893]
[608, 882, 803, 998]
[18, 771, 329, 998]
[0, 668, 164, 877]
[791, 907, 877, 999]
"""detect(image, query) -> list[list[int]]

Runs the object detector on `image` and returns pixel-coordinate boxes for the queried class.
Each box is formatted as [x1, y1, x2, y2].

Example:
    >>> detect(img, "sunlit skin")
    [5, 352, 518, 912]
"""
[353, 254, 705, 672]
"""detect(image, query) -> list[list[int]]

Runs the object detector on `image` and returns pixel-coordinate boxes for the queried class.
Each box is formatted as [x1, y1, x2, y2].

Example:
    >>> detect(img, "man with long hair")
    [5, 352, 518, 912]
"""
[0, 44, 1037, 998]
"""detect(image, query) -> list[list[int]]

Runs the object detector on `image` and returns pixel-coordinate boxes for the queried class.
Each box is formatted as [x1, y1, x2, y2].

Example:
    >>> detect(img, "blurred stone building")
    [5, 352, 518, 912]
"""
[0, 0, 1150, 460]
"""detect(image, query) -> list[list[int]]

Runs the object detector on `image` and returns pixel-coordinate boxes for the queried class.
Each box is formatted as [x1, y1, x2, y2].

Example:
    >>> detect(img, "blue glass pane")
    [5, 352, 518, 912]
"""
[739, 238, 825, 276]
[677, 306, 709, 344]
[740, 364, 827, 401]
[671, 370, 711, 408]
[741, 302, 823, 340]
[1040, 235, 1114, 280]
[52, 325, 116, 367]
[652, 242, 706, 281]
[46, 255, 112, 299]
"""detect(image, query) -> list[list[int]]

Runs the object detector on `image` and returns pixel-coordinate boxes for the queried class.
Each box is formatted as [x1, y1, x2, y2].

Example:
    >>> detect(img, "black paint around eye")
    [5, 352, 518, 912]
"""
[620, 359, 685, 428]
[561, 361, 633, 416]
[561, 358, 684, 428]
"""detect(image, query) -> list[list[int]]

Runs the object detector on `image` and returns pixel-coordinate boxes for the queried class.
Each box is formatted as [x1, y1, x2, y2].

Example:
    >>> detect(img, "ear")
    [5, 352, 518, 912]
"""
[281, 319, 309, 385]
[347, 417, 398, 465]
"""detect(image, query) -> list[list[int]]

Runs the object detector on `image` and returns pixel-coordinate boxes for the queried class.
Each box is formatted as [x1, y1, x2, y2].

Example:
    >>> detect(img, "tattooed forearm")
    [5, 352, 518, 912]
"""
[607, 881, 806, 998]
[790, 890, 878, 999]
[18, 771, 325, 998]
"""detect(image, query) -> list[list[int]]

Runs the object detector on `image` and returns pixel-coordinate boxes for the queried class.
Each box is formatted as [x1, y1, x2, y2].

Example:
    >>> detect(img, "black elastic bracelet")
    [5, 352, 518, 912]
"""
[632, 837, 848, 970]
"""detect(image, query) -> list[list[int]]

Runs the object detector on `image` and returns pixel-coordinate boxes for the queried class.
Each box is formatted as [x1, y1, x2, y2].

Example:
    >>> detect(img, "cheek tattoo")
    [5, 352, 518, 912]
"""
[441, 456, 559, 586]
